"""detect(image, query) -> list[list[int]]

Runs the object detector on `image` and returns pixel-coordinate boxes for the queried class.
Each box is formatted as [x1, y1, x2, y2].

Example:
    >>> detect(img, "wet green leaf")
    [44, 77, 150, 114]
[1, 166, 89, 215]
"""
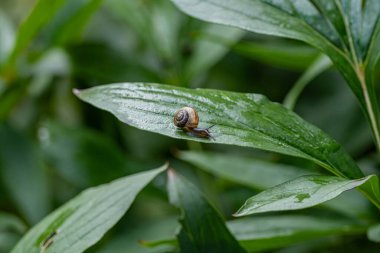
[11, 165, 167, 253]
[74, 82, 363, 181]
[178, 150, 372, 218]
[234, 175, 378, 216]
[170, 0, 380, 152]
[75, 83, 380, 208]
[167, 169, 246, 253]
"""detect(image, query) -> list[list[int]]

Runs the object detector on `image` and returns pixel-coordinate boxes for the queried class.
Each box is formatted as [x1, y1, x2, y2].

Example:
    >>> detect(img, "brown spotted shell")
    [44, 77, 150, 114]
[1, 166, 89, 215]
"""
[173, 107, 199, 128]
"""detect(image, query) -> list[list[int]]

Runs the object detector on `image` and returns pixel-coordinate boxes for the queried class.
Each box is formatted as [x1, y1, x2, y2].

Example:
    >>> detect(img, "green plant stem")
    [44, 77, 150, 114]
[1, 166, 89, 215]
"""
[283, 54, 332, 110]
[356, 66, 380, 152]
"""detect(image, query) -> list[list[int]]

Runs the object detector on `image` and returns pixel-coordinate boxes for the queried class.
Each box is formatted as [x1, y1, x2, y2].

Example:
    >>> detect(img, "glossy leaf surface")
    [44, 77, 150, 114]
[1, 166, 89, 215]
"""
[235, 175, 378, 216]
[170, 0, 380, 151]
[178, 150, 373, 218]
[75, 82, 362, 180]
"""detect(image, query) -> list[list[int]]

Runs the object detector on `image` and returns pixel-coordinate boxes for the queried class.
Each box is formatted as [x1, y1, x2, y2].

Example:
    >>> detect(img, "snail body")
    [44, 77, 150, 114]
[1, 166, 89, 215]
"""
[173, 107, 214, 140]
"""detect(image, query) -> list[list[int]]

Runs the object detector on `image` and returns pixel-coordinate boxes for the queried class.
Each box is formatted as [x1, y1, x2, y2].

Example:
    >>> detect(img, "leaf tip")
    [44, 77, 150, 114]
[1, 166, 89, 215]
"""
[167, 168, 176, 180]
[232, 204, 250, 217]
[72, 88, 81, 96]
[232, 211, 242, 217]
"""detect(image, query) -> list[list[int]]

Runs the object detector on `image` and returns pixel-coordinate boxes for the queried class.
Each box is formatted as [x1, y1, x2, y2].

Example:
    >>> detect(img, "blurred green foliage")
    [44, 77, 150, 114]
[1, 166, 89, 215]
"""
[0, 0, 379, 252]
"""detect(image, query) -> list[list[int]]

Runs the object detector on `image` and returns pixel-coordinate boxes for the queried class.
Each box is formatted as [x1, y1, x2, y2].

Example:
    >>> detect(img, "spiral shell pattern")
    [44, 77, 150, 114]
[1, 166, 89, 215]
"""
[173, 107, 199, 128]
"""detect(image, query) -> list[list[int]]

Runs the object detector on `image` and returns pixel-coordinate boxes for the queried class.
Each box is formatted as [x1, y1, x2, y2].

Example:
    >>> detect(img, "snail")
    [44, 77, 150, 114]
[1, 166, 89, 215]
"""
[173, 107, 215, 140]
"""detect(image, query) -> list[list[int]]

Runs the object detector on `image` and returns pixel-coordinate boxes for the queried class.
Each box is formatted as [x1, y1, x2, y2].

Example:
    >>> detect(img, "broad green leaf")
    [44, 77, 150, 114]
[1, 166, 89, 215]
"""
[178, 150, 372, 218]
[234, 41, 319, 70]
[283, 54, 332, 110]
[74, 82, 363, 181]
[11, 165, 167, 253]
[177, 150, 309, 189]
[0, 125, 51, 224]
[2, 0, 66, 70]
[170, 0, 380, 152]
[143, 215, 367, 252]
[167, 169, 246, 253]
[367, 223, 380, 243]
[234, 175, 378, 216]
[228, 215, 367, 251]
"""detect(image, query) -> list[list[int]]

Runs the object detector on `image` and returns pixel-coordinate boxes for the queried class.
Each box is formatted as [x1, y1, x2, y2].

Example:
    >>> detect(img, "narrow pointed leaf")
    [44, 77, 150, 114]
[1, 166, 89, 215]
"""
[234, 175, 379, 216]
[178, 150, 372, 218]
[11, 165, 167, 253]
[167, 169, 246, 253]
[74, 82, 362, 181]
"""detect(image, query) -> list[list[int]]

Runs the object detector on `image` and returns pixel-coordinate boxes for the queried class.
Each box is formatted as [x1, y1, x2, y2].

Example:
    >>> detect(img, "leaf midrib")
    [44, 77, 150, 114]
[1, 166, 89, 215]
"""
[85, 84, 342, 174]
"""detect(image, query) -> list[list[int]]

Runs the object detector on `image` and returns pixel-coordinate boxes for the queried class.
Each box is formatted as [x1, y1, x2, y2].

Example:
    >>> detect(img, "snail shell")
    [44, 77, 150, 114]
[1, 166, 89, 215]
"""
[173, 107, 199, 128]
